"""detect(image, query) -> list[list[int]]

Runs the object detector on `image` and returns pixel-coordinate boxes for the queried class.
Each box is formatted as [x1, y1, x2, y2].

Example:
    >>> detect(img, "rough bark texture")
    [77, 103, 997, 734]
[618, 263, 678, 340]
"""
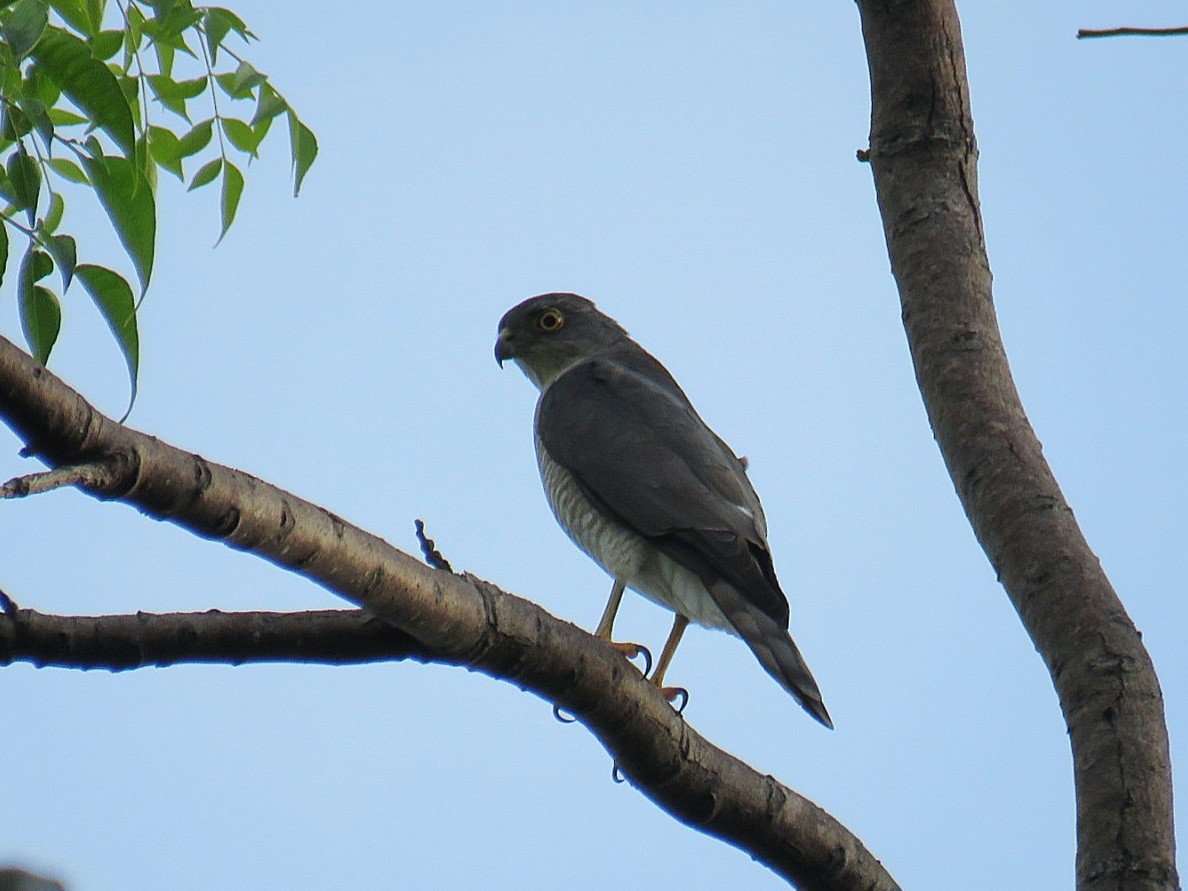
[855, 2, 1177, 889]
[0, 334, 898, 891]
[0, 608, 429, 670]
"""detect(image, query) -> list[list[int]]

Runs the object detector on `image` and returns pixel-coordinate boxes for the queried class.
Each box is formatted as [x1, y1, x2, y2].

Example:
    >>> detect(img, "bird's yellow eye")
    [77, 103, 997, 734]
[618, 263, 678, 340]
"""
[537, 308, 564, 332]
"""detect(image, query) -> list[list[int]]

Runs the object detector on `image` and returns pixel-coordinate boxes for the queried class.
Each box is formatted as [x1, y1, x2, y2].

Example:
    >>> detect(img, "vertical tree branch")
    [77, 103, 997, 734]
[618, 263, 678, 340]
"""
[855, 2, 1177, 889]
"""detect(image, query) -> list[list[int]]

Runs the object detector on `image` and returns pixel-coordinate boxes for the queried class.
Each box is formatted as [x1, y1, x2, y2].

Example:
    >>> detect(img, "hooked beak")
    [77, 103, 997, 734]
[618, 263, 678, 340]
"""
[494, 327, 515, 367]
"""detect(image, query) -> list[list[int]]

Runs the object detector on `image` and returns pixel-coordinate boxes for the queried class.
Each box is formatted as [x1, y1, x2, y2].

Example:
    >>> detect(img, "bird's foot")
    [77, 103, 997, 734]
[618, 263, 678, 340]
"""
[603, 640, 652, 676]
[659, 685, 689, 714]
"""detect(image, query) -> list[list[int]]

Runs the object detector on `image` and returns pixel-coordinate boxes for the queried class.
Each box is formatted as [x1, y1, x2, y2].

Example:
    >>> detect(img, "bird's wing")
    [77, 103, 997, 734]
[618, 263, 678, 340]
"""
[537, 348, 789, 628]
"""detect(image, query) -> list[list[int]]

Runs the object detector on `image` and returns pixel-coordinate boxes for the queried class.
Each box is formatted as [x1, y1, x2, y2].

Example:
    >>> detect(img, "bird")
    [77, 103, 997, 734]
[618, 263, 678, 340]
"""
[495, 292, 832, 728]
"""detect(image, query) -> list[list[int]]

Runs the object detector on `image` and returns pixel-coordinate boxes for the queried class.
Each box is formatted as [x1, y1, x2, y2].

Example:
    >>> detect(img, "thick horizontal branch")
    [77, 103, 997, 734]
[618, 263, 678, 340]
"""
[0, 607, 429, 670]
[0, 334, 899, 891]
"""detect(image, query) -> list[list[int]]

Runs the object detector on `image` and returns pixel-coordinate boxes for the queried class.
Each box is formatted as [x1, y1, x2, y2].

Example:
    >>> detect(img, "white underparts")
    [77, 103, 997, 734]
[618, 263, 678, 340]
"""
[535, 433, 735, 633]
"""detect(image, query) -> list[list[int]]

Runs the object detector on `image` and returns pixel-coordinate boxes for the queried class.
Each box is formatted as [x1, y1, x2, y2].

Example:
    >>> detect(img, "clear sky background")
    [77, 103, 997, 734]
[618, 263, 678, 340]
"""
[2, 3, 1186, 889]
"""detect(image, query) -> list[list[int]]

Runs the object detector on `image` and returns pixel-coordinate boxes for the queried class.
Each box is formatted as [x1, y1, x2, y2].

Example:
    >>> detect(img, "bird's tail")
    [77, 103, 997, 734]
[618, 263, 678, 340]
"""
[712, 581, 833, 728]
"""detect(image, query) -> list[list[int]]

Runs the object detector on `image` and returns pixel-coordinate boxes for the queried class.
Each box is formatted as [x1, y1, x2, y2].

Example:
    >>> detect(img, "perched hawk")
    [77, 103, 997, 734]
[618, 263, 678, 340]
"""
[496, 293, 831, 728]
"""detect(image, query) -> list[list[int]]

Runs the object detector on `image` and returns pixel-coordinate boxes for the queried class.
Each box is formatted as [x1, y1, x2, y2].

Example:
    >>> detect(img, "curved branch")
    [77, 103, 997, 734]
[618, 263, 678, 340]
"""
[0, 333, 899, 891]
[855, 2, 1176, 889]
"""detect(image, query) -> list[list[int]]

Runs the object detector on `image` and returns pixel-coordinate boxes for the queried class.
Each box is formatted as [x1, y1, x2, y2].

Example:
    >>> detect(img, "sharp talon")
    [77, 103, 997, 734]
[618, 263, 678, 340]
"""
[662, 686, 689, 714]
[611, 762, 627, 784]
[552, 703, 577, 724]
[607, 641, 652, 676]
[633, 644, 652, 676]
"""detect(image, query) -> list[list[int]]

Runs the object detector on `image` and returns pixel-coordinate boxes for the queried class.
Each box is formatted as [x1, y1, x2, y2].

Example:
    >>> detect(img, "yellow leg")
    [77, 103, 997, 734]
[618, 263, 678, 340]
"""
[594, 578, 626, 640]
[592, 578, 649, 668]
[650, 614, 689, 689]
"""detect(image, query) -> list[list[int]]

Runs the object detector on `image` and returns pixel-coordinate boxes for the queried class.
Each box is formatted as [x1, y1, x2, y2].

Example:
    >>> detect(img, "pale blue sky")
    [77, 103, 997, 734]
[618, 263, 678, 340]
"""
[3, 4, 1186, 889]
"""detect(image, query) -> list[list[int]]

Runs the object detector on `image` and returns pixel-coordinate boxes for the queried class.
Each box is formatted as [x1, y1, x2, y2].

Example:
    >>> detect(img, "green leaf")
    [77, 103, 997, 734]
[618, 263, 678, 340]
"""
[202, 5, 230, 63]
[251, 114, 272, 146]
[187, 155, 219, 190]
[146, 73, 206, 120]
[23, 245, 53, 282]
[32, 26, 135, 157]
[147, 124, 183, 178]
[139, 133, 156, 192]
[150, 0, 179, 19]
[205, 6, 252, 40]
[177, 117, 211, 157]
[221, 117, 257, 156]
[250, 83, 286, 126]
[84, 0, 102, 34]
[174, 76, 207, 98]
[286, 111, 316, 196]
[146, 74, 186, 119]
[42, 188, 63, 230]
[200, 7, 252, 62]
[48, 155, 87, 182]
[47, 107, 87, 126]
[229, 60, 265, 95]
[2, 103, 32, 140]
[48, 0, 93, 37]
[44, 231, 74, 286]
[81, 152, 155, 292]
[153, 37, 174, 78]
[214, 71, 250, 100]
[117, 72, 141, 130]
[17, 96, 53, 148]
[217, 159, 242, 242]
[26, 57, 61, 106]
[90, 28, 123, 60]
[144, 2, 199, 54]
[7, 144, 41, 214]
[76, 263, 138, 401]
[19, 248, 60, 363]
[125, 2, 144, 48]
[21, 284, 61, 362]
[4, 0, 49, 60]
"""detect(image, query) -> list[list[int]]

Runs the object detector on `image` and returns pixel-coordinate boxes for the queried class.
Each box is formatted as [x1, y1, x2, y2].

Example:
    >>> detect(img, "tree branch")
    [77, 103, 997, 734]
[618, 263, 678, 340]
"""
[1077, 26, 1188, 40]
[0, 333, 899, 891]
[0, 607, 429, 670]
[1, 460, 122, 498]
[855, 2, 1176, 889]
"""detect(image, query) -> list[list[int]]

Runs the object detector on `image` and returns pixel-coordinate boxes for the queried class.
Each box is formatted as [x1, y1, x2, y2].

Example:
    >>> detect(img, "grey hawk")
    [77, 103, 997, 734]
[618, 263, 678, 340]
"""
[495, 292, 831, 728]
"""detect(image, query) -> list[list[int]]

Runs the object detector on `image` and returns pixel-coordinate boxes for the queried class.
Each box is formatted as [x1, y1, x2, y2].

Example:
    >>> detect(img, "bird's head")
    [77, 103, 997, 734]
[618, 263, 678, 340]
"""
[495, 293, 630, 390]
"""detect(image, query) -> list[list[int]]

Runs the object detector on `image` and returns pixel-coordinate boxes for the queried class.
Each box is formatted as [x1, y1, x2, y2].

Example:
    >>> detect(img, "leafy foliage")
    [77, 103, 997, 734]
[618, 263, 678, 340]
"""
[0, 0, 318, 402]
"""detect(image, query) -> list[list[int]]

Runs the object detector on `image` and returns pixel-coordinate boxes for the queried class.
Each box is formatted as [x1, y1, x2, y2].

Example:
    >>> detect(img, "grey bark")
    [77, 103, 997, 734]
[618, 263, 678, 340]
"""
[856, 2, 1177, 888]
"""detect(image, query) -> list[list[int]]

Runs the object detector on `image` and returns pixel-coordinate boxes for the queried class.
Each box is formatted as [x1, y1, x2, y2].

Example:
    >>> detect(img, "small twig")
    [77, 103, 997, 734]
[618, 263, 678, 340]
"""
[1077, 25, 1188, 39]
[1, 462, 120, 499]
[414, 519, 454, 572]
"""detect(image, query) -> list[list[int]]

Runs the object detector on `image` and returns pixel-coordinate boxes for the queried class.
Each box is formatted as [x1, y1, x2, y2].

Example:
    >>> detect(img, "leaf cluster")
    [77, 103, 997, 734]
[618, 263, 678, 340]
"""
[0, 0, 317, 405]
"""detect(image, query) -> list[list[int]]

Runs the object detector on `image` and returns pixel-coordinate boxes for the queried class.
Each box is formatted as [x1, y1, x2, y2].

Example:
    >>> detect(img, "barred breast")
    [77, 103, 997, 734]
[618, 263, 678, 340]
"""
[534, 434, 733, 633]
[536, 434, 649, 580]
